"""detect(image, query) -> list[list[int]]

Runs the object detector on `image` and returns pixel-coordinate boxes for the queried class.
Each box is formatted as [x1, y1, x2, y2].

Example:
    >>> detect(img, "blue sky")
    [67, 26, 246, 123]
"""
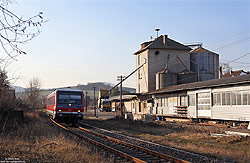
[5, 0, 250, 88]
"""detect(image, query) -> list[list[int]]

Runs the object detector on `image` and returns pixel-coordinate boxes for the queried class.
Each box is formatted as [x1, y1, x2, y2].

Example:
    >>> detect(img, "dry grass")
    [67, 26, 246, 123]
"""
[83, 118, 250, 163]
[0, 111, 111, 163]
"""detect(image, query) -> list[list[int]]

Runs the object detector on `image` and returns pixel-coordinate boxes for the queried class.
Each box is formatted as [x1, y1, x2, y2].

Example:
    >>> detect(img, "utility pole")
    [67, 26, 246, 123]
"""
[117, 75, 125, 118]
[85, 91, 88, 111]
[93, 87, 97, 117]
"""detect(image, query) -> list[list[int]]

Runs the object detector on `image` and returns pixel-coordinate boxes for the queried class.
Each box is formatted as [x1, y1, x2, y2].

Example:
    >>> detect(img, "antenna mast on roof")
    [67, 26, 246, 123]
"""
[155, 28, 160, 38]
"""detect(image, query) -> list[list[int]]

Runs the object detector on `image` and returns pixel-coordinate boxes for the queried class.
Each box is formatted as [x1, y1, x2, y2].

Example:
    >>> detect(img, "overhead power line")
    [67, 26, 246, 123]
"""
[212, 37, 250, 51]
[228, 52, 250, 64]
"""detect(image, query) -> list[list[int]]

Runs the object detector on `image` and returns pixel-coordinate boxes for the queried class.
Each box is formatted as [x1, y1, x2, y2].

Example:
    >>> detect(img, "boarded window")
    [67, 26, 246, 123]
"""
[189, 94, 195, 106]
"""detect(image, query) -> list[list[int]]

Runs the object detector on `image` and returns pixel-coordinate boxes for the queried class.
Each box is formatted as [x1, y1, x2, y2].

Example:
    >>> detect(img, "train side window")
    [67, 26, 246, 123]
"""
[232, 93, 236, 105]
[242, 92, 247, 105]
[248, 91, 250, 105]
[237, 92, 242, 105]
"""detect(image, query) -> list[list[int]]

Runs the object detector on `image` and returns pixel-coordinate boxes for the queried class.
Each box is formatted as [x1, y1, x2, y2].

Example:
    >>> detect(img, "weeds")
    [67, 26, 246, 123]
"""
[83, 118, 250, 163]
[0, 111, 109, 163]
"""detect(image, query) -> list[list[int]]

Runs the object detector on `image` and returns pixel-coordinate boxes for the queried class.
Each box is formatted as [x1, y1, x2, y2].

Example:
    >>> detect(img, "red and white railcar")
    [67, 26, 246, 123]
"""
[46, 88, 84, 123]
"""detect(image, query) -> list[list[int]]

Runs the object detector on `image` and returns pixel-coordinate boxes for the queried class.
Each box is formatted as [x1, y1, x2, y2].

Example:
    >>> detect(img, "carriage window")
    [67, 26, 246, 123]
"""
[225, 92, 231, 105]
[232, 92, 236, 105]
[237, 92, 242, 105]
[242, 92, 247, 105]
[248, 91, 250, 105]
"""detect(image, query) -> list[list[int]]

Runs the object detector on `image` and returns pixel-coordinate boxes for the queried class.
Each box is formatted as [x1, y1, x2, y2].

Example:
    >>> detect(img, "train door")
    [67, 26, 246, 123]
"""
[196, 90, 211, 118]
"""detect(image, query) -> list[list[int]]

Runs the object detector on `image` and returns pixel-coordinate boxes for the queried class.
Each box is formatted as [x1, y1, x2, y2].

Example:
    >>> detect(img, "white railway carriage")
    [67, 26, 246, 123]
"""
[150, 74, 250, 123]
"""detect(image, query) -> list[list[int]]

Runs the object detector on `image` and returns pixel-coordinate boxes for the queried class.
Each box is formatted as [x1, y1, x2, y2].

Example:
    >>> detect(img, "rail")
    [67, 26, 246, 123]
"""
[49, 118, 190, 163]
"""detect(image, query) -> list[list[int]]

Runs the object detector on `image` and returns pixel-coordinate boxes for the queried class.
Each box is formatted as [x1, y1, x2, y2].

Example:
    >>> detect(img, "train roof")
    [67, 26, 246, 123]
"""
[56, 88, 83, 92]
[47, 88, 83, 98]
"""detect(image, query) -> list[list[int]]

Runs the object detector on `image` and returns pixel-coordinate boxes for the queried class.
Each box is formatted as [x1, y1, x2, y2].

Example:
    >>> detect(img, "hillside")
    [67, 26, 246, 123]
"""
[14, 82, 136, 99]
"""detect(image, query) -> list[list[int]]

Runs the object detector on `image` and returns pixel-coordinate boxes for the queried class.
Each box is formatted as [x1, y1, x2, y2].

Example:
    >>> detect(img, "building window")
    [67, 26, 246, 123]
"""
[188, 94, 195, 106]
[138, 69, 142, 79]
[139, 102, 141, 112]
[138, 55, 141, 65]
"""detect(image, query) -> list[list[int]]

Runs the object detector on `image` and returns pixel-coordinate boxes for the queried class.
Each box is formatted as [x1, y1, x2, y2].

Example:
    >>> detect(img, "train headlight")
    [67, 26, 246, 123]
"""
[78, 110, 80, 112]
[59, 110, 61, 112]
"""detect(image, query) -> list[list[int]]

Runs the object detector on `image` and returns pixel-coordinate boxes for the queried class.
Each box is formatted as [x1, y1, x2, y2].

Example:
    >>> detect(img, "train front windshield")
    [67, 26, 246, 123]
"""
[58, 92, 82, 104]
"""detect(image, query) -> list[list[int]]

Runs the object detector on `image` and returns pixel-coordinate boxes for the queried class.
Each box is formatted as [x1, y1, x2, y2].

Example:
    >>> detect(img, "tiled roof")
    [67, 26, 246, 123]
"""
[223, 70, 250, 78]
[146, 74, 250, 95]
[134, 35, 191, 55]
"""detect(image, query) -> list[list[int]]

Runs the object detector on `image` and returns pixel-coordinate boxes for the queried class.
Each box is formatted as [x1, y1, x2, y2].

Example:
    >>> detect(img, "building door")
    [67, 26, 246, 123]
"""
[196, 92, 211, 118]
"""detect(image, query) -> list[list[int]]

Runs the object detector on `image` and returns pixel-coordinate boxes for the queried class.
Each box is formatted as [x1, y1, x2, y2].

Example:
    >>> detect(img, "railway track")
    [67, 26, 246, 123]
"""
[78, 122, 227, 163]
[49, 118, 190, 163]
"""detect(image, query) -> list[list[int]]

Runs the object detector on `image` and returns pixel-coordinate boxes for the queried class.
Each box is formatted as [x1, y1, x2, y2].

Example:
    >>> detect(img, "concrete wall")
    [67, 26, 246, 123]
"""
[136, 50, 149, 93]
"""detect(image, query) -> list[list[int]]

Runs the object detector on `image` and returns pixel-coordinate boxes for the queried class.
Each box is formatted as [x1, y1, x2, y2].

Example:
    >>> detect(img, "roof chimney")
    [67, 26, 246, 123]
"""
[163, 35, 168, 45]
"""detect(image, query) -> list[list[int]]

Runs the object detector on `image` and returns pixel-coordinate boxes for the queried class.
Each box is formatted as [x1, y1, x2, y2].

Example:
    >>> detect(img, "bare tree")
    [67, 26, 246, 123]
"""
[0, 0, 45, 66]
[0, 68, 15, 111]
[25, 77, 42, 110]
[219, 62, 232, 75]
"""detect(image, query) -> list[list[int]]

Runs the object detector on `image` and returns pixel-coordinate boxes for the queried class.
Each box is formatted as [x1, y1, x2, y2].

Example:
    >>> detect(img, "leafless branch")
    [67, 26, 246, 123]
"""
[0, 1, 45, 64]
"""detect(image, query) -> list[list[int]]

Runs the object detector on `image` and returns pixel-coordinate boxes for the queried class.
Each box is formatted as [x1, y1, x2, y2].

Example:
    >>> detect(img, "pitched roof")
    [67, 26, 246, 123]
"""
[146, 74, 250, 95]
[190, 47, 218, 55]
[134, 35, 191, 55]
[223, 70, 250, 78]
